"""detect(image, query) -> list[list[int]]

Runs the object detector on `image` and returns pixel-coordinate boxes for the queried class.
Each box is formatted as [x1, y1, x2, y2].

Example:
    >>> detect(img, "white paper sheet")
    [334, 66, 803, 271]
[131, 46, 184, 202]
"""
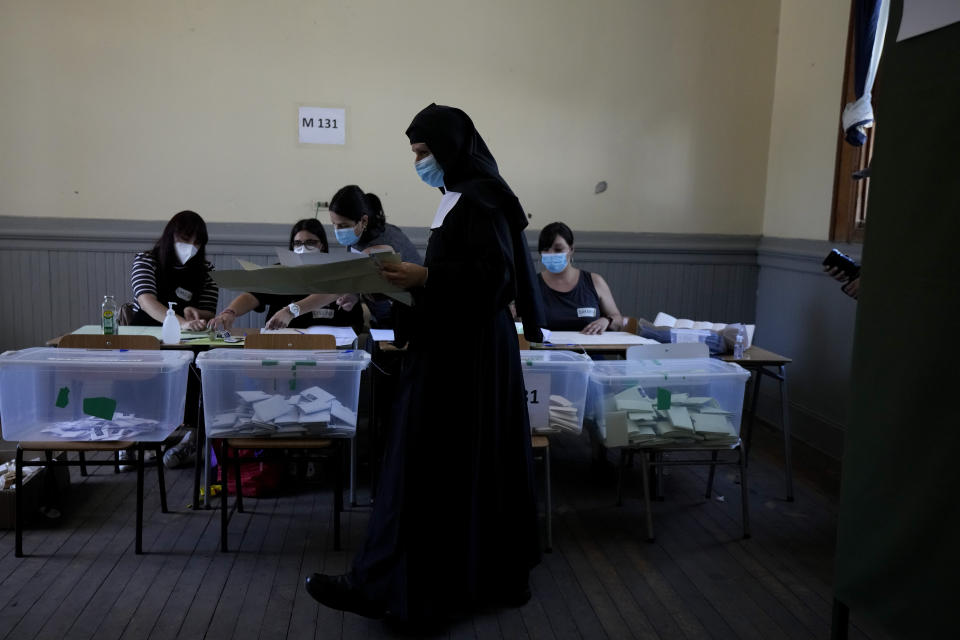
[545, 331, 659, 346]
[259, 326, 357, 346]
[370, 329, 396, 342]
[897, 0, 960, 41]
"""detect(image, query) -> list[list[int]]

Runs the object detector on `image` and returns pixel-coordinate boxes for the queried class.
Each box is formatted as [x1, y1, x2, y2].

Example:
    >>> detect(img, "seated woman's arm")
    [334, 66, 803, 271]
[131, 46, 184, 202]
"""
[581, 273, 624, 335]
[186, 271, 219, 322]
[264, 293, 340, 329]
[135, 293, 205, 330]
[207, 293, 260, 330]
[136, 293, 173, 325]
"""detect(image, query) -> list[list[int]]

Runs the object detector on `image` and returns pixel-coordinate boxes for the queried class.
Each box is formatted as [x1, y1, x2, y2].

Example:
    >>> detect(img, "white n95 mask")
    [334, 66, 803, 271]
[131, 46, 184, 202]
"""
[175, 242, 198, 265]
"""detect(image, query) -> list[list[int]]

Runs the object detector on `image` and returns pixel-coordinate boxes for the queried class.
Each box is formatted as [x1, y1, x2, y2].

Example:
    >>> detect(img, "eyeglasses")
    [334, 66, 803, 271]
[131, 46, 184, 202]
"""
[293, 239, 321, 248]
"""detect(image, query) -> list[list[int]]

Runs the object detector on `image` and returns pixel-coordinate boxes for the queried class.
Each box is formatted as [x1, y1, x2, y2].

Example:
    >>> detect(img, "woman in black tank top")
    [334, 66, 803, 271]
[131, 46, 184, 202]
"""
[536, 222, 624, 334]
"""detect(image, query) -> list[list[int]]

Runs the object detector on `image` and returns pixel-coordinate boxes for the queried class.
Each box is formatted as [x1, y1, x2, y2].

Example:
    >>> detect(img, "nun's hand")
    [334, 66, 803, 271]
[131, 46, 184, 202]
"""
[380, 262, 428, 289]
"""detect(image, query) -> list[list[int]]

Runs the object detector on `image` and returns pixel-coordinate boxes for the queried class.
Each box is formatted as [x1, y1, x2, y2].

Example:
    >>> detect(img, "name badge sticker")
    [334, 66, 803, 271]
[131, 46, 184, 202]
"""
[577, 307, 597, 318]
[312, 309, 335, 319]
[175, 287, 193, 302]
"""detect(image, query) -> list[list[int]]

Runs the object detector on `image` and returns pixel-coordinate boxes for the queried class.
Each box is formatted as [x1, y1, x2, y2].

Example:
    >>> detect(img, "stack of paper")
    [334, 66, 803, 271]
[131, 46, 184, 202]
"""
[40, 413, 162, 441]
[546, 394, 580, 433]
[653, 311, 755, 348]
[0, 459, 43, 490]
[213, 249, 412, 306]
[208, 385, 357, 438]
[605, 386, 739, 446]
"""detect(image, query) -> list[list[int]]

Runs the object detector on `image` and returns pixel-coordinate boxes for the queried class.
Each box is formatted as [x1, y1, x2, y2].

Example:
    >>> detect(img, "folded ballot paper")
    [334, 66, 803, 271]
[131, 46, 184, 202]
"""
[532, 394, 583, 434]
[653, 311, 755, 348]
[212, 248, 412, 305]
[208, 385, 357, 438]
[604, 385, 739, 447]
[40, 412, 163, 441]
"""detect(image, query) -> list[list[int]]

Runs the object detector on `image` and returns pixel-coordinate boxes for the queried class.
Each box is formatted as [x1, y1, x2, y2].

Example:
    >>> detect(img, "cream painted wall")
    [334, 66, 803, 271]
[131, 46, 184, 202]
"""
[762, 0, 850, 240]
[0, 0, 779, 234]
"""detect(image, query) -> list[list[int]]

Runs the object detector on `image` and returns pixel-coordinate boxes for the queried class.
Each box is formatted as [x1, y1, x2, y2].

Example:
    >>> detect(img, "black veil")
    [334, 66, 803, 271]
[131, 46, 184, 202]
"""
[406, 104, 545, 342]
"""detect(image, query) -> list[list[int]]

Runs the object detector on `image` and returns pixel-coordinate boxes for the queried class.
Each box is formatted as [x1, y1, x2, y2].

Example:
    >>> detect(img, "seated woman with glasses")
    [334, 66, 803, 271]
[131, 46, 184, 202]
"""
[207, 218, 362, 332]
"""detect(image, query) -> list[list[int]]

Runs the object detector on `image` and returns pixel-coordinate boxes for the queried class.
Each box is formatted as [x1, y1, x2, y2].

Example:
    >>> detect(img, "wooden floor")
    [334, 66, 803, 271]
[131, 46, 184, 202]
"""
[0, 429, 892, 640]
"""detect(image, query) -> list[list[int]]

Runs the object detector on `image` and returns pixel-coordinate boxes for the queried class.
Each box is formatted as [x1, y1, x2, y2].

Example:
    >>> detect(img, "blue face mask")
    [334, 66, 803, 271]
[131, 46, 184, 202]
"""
[334, 226, 360, 247]
[415, 154, 445, 188]
[541, 252, 568, 273]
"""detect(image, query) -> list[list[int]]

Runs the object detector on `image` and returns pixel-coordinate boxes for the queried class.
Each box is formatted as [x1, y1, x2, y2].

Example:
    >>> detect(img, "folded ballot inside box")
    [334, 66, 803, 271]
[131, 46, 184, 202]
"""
[588, 357, 750, 448]
[518, 350, 593, 434]
[0, 348, 193, 442]
[196, 348, 370, 439]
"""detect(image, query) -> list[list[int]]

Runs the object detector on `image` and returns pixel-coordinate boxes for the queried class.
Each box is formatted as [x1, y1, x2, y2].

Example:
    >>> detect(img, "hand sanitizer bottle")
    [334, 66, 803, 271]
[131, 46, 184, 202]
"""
[161, 302, 181, 345]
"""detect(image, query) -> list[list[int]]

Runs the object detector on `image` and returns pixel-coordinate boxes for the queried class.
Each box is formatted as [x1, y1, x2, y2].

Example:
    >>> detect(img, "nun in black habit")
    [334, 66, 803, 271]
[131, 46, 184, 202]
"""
[306, 104, 546, 623]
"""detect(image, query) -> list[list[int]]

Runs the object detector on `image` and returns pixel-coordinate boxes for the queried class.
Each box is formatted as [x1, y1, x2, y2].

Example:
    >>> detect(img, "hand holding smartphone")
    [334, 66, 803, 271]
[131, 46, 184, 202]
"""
[822, 249, 861, 282]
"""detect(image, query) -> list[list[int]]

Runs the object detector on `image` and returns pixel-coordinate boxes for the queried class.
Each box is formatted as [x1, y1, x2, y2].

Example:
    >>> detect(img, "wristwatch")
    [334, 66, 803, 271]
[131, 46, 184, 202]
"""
[287, 303, 301, 317]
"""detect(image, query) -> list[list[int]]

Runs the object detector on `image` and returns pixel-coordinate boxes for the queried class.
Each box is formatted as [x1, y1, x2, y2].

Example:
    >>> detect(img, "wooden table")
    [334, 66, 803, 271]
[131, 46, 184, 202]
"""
[720, 346, 794, 501]
[47, 325, 358, 349]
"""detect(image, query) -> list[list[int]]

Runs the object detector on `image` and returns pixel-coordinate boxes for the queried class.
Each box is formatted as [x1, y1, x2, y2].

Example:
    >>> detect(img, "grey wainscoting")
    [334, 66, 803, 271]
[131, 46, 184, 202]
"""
[0, 216, 761, 353]
[4, 216, 862, 462]
[754, 237, 862, 459]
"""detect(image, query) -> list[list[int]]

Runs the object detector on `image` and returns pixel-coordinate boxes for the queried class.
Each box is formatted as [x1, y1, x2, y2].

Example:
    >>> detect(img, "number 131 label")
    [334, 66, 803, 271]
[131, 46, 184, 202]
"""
[299, 107, 346, 145]
[523, 372, 550, 430]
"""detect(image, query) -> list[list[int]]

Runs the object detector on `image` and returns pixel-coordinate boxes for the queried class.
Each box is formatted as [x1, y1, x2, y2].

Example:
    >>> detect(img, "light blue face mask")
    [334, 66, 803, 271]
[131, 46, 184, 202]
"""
[541, 252, 568, 273]
[334, 226, 360, 247]
[415, 154, 445, 188]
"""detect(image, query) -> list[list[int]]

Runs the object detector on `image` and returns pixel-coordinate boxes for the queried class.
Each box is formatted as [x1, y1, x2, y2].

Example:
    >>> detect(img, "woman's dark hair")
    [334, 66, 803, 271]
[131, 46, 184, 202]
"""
[152, 210, 209, 274]
[538, 221, 575, 252]
[288, 218, 329, 252]
[329, 185, 387, 244]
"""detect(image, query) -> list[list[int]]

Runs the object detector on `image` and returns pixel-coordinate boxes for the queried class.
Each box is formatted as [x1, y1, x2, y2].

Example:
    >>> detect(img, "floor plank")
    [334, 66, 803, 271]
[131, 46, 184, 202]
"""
[0, 428, 888, 640]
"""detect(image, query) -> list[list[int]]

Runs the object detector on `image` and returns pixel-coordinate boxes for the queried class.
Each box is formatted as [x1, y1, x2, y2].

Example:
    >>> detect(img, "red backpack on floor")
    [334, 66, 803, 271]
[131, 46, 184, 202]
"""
[216, 449, 285, 498]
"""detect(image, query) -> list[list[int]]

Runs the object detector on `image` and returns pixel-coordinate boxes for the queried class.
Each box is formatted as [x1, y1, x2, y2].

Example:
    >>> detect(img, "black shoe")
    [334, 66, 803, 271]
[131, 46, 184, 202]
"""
[304, 573, 384, 619]
[499, 584, 532, 608]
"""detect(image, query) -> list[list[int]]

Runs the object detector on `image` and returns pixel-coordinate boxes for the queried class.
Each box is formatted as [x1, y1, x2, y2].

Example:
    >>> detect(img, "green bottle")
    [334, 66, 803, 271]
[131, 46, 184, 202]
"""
[101, 295, 118, 335]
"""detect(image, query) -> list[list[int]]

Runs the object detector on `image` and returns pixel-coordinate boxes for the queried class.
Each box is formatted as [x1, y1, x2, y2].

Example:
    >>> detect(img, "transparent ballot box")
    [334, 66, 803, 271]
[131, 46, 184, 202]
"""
[0, 347, 193, 442]
[519, 350, 593, 434]
[195, 348, 371, 439]
[588, 357, 750, 448]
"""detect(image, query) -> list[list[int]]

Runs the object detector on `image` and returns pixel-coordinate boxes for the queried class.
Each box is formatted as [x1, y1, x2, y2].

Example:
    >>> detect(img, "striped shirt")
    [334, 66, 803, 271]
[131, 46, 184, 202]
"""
[130, 251, 218, 313]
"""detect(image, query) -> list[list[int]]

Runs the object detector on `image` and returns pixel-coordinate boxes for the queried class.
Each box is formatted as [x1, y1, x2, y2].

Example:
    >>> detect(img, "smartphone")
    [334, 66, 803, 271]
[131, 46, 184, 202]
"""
[822, 249, 861, 281]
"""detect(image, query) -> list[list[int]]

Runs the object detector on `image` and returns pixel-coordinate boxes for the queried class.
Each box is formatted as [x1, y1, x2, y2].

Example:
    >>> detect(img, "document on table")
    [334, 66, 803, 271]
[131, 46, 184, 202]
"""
[259, 325, 357, 347]
[213, 249, 412, 305]
[545, 331, 659, 346]
[514, 322, 551, 343]
[370, 329, 396, 342]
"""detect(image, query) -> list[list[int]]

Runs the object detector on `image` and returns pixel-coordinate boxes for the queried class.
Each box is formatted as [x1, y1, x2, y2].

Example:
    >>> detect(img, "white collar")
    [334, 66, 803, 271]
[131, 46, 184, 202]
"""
[431, 190, 461, 229]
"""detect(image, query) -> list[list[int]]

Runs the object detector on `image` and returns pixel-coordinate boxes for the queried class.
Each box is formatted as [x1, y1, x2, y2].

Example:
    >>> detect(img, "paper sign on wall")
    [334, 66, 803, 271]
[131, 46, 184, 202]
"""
[299, 107, 345, 145]
[524, 372, 550, 430]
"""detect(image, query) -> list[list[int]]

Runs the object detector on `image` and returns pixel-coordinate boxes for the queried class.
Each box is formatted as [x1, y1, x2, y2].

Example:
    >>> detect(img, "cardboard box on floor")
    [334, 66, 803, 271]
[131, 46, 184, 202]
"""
[0, 455, 71, 529]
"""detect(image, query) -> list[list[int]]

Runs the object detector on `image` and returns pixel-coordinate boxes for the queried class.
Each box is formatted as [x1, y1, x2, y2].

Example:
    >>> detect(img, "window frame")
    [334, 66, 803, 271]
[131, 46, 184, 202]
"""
[829, 2, 877, 245]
